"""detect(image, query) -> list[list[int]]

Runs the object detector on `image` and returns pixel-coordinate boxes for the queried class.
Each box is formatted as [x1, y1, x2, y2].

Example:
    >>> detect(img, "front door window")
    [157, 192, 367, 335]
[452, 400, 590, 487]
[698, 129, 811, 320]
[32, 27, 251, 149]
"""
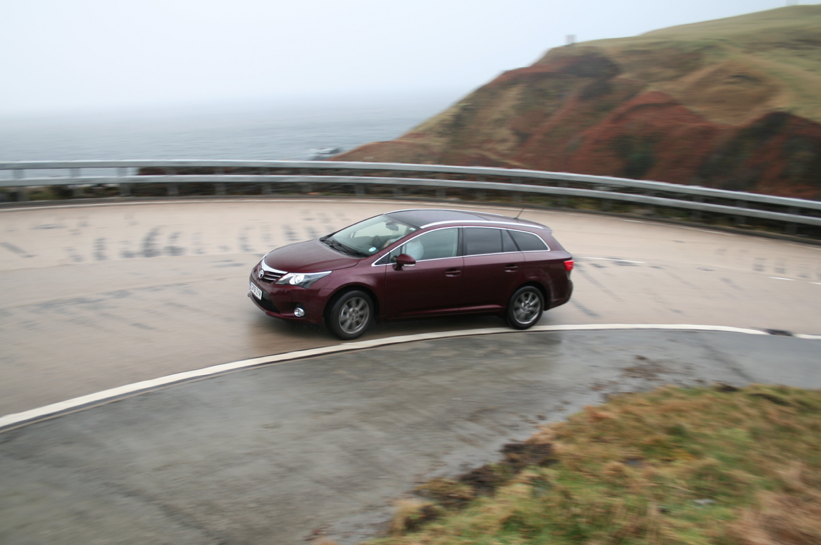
[386, 228, 459, 262]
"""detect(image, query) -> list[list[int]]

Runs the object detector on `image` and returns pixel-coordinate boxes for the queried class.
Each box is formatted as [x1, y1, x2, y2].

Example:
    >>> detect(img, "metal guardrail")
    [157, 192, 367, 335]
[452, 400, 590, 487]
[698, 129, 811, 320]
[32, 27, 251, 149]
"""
[1, 160, 819, 234]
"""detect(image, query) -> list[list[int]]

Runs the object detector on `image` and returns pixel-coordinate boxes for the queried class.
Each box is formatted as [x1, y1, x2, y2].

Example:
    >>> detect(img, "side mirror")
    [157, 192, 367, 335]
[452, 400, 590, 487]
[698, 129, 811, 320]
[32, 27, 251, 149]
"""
[394, 253, 416, 270]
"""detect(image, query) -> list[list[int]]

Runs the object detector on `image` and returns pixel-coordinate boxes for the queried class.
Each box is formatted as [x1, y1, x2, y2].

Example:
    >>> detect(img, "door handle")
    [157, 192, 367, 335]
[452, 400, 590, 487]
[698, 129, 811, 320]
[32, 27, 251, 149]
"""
[445, 268, 461, 277]
[505, 264, 519, 273]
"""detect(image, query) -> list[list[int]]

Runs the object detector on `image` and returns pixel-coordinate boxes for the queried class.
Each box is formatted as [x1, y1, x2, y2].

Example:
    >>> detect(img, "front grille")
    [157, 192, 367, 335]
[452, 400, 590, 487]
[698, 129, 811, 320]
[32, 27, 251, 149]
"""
[257, 262, 286, 283]
[260, 270, 284, 283]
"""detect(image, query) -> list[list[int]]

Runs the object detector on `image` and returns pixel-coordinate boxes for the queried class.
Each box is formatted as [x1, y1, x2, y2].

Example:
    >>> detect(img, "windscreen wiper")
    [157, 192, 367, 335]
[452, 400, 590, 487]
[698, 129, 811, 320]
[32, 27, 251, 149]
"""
[322, 236, 366, 257]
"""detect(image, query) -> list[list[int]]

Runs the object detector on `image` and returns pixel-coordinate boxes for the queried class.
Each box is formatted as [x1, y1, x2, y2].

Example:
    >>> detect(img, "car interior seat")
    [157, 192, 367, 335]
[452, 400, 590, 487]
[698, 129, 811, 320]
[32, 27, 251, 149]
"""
[404, 238, 425, 260]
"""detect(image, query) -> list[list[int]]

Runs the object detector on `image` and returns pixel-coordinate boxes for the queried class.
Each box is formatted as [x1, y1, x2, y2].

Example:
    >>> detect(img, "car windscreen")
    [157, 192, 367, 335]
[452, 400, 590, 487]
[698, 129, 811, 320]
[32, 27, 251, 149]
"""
[324, 215, 418, 257]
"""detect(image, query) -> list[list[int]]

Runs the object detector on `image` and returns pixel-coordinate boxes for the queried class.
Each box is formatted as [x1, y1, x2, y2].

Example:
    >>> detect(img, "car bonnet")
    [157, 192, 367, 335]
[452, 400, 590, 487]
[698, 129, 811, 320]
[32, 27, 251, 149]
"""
[263, 239, 360, 272]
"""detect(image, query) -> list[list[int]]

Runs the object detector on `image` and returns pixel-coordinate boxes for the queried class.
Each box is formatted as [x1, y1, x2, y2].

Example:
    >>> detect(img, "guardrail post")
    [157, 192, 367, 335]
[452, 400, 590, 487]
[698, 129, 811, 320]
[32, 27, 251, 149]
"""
[596, 187, 611, 211]
[558, 181, 568, 207]
[163, 168, 178, 196]
[261, 183, 272, 195]
[393, 187, 403, 199]
[786, 208, 798, 235]
[117, 168, 130, 197]
[215, 169, 226, 195]
[646, 192, 655, 216]
[70, 168, 82, 198]
[476, 176, 485, 201]
[437, 188, 446, 199]
[735, 200, 746, 226]
[692, 197, 703, 221]
[13, 169, 27, 201]
[351, 171, 365, 197]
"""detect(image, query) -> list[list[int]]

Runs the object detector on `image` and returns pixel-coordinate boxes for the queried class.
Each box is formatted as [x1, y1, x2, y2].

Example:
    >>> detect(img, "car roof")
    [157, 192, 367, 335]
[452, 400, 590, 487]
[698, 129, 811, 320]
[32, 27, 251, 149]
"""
[385, 209, 548, 230]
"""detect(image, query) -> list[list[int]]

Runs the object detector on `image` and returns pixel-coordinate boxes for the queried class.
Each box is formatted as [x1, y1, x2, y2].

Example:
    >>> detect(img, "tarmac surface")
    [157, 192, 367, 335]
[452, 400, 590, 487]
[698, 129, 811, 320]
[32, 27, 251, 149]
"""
[1, 199, 821, 544]
[1, 199, 820, 416]
[2, 329, 820, 545]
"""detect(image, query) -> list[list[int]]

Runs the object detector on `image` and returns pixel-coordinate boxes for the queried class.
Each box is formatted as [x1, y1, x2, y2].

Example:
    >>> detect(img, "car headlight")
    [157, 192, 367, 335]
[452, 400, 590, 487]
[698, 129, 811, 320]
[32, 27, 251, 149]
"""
[275, 271, 331, 288]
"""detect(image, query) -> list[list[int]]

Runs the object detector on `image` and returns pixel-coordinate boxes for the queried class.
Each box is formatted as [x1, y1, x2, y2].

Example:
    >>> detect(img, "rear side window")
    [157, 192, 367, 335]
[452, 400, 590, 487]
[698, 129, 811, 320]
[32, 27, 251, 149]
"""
[508, 230, 549, 251]
[502, 230, 519, 252]
[464, 228, 502, 255]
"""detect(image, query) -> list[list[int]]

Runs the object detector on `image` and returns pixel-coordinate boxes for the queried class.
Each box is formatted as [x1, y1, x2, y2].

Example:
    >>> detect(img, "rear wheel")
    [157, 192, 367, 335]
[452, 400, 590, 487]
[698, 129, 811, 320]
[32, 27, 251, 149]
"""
[506, 286, 543, 329]
[327, 290, 373, 340]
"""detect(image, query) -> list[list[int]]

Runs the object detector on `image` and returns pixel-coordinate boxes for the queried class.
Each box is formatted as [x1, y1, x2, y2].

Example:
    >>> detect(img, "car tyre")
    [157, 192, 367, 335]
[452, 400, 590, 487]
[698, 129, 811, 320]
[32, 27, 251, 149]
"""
[327, 290, 373, 340]
[506, 286, 543, 329]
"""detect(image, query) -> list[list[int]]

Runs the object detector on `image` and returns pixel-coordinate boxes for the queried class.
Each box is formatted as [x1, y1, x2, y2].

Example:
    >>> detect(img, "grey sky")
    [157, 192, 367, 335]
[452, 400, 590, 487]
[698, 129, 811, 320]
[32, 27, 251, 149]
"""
[0, 0, 814, 116]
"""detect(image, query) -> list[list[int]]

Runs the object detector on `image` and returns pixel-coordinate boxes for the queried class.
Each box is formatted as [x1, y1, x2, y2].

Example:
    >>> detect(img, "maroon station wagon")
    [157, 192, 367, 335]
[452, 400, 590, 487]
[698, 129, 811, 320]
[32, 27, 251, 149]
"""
[248, 209, 573, 339]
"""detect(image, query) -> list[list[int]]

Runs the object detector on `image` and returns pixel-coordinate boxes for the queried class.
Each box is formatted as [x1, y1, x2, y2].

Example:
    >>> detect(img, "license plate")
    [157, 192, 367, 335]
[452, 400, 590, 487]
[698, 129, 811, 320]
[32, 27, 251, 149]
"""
[249, 281, 263, 300]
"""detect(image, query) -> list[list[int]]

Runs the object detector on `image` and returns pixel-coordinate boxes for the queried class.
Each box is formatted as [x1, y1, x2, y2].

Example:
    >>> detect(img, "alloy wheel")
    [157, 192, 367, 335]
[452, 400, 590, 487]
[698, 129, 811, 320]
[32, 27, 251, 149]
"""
[513, 291, 541, 325]
[339, 296, 370, 335]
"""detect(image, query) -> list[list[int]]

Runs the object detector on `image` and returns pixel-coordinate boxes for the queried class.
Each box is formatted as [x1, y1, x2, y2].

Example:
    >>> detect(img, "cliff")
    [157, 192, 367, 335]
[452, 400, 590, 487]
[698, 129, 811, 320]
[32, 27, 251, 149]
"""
[335, 6, 821, 199]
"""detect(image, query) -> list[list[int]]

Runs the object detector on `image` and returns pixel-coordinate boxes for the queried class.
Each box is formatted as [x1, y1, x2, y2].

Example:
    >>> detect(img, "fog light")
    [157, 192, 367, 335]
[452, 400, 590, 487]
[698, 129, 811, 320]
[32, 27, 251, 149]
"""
[294, 306, 306, 318]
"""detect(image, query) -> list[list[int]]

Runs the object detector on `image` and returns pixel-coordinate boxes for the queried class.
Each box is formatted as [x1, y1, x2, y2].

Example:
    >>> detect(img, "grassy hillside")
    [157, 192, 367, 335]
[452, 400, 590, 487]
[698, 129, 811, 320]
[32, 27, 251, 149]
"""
[364, 385, 821, 545]
[579, 5, 821, 125]
[336, 6, 821, 199]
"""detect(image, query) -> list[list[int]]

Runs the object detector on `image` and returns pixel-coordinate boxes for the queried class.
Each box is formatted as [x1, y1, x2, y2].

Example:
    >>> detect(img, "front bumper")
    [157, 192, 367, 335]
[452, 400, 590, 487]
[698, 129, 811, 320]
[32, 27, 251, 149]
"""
[248, 274, 329, 324]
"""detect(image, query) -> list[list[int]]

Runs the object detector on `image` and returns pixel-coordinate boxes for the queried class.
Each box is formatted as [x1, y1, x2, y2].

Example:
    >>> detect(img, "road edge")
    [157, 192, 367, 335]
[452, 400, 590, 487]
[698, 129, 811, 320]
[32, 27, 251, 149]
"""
[0, 323, 788, 433]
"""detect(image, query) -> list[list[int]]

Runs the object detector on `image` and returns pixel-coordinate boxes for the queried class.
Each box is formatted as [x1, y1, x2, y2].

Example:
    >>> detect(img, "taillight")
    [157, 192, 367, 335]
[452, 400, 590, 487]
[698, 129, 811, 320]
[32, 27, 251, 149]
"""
[564, 259, 574, 272]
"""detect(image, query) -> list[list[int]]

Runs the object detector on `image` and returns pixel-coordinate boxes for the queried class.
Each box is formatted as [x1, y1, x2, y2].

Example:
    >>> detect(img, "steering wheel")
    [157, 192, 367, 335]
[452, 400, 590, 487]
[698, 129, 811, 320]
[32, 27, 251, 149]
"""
[370, 236, 386, 250]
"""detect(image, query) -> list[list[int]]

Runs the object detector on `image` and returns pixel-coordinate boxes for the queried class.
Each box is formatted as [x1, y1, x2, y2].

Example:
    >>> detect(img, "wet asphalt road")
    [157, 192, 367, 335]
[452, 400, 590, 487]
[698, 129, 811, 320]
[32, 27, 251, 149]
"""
[1, 330, 819, 545]
[1, 199, 820, 544]
[1, 199, 820, 416]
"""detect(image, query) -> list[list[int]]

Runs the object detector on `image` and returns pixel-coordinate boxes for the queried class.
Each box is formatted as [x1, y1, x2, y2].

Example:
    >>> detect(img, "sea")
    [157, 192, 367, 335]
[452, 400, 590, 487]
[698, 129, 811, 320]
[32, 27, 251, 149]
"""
[0, 93, 457, 164]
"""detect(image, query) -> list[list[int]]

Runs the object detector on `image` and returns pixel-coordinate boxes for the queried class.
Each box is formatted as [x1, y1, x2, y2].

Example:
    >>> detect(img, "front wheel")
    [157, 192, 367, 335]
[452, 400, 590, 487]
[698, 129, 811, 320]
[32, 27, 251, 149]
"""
[506, 286, 544, 329]
[327, 290, 373, 340]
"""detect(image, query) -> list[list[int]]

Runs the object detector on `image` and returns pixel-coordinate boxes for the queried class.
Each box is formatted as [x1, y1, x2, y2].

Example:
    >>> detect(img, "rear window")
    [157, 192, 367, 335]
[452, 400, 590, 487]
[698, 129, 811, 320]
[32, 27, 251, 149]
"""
[508, 230, 549, 251]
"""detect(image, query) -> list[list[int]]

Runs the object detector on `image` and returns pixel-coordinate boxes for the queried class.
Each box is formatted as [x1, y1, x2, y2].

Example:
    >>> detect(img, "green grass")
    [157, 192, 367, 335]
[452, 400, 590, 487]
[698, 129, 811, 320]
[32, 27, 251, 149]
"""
[569, 5, 821, 123]
[366, 385, 821, 545]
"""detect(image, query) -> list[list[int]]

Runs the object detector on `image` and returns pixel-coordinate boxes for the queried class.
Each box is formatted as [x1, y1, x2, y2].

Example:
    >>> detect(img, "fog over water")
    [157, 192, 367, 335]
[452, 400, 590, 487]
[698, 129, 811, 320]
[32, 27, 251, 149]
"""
[0, 94, 454, 162]
[2, 1, 814, 163]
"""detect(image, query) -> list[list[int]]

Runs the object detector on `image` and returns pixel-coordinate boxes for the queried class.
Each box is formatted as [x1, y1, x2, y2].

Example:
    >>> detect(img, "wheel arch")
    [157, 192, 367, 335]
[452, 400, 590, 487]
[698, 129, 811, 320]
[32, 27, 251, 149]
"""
[516, 280, 549, 307]
[324, 284, 381, 322]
